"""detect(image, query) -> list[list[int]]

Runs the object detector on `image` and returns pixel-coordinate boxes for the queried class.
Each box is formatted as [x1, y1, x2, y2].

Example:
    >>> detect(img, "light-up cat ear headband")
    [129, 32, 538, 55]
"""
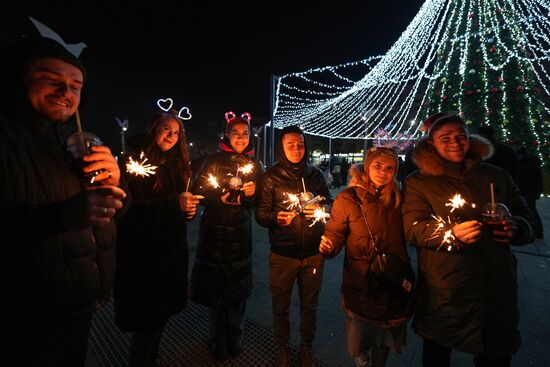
[156, 97, 192, 120]
[224, 111, 251, 125]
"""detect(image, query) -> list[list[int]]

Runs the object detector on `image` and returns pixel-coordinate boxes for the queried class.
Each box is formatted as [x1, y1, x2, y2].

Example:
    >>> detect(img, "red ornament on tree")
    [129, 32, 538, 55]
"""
[532, 140, 539, 146]
[516, 85, 525, 92]
[489, 46, 497, 52]
[466, 90, 475, 95]
[505, 139, 514, 145]
[490, 87, 500, 93]
[441, 95, 448, 101]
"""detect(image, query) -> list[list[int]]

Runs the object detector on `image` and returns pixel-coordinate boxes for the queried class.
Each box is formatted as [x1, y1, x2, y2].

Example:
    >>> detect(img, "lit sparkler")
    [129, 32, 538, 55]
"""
[284, 193, 301, 211]
[206, 173, 220, 189]
[445, 194, 466, 212]
[239, 163, 254, 175]
[445, 193, 476, 214]
[308, 207, 330, 227]
[426, 214, 458, 252]
[126, 151, 158, 177]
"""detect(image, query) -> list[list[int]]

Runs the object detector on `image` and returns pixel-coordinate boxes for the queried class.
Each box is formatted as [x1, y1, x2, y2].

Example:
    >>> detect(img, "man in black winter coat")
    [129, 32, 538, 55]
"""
[256, 125, 332, 367]
[0, 37, 127, 366]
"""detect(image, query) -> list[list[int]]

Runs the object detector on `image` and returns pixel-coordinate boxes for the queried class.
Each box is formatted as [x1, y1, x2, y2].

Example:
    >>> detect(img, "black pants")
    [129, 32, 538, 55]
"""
[208, 300, 246, 344]
[269, 251, 324, 348]
[4, 312, 92, 367]
[422, 338, 511, 367]
[128, 322, 166, 367]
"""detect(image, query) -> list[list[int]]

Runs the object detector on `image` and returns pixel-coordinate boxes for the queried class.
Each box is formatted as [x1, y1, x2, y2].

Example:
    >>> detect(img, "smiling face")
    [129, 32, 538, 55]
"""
[227, 122, 250, 154]
[282, 132, 305, 164]
[367, 155, 397, 189]
[24, 58, 83, 123]
[155, 118, 181, 152]
[429, 121, 470, 163]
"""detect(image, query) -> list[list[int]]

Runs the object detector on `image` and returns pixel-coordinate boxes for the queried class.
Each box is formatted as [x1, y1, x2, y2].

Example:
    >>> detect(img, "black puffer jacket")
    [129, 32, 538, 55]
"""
[256, 163, 332, 259]
[402, 135, 535, 357]
[189, 151, 262, 306]
[0, 111, 118, 328]
[114, 135, 190, 332]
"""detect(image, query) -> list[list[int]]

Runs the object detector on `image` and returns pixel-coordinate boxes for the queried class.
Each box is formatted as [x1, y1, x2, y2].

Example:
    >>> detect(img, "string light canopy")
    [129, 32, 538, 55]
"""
[272, 0, 550, 167]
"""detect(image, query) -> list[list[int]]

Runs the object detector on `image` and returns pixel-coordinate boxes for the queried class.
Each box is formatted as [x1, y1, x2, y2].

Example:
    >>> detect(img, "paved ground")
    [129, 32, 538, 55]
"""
[87, 191, 550, 366]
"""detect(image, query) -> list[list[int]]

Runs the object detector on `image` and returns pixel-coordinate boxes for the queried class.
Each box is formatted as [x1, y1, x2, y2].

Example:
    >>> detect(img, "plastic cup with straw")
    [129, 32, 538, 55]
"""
[482, 182, 511, 236]
[66, 109, 105, 184]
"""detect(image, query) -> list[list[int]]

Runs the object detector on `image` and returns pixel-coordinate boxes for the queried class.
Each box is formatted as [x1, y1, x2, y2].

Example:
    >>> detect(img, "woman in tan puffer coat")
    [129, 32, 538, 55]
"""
[320, 147, 412, 367]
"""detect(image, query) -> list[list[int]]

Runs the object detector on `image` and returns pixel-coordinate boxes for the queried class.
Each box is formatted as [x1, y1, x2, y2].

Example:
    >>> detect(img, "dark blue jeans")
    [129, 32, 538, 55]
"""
[269, 251, 324, 348]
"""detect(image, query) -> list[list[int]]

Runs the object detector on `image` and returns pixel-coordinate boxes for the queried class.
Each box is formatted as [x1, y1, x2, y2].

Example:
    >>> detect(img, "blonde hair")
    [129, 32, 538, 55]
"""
[375, 177, 401, 209]
[363, 146, 401, 208]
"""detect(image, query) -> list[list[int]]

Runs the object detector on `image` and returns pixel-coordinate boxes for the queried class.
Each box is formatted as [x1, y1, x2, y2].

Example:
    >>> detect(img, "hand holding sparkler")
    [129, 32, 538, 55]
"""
[319, 235, 334, 255]
[241, 181, 256, 197]
[302, 202, 320, 219]
[179, 191, 204, 219]
[276, 211, 296, 226]
[452, 220, 482, 245]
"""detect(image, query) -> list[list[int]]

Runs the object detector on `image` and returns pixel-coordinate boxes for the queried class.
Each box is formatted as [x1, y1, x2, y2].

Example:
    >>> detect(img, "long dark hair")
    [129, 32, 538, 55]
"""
[143, 110, 191, 192]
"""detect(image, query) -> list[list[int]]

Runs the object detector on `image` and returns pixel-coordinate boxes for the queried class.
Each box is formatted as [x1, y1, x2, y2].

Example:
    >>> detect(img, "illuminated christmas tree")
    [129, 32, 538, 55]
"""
[420, 0, 550, 165]
[272, 0, 550, 168]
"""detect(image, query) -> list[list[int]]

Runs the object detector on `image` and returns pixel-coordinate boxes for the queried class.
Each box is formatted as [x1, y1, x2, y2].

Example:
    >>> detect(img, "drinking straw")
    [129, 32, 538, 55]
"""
[75, 109, 83, 132]
[302, 177, 306, 192]
[490, 183, 495, 212]
[186, 177, 191, 192]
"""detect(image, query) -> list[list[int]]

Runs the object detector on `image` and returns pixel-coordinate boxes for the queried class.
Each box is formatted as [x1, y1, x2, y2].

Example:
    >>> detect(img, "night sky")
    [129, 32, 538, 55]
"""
[3, 2, 422, 153]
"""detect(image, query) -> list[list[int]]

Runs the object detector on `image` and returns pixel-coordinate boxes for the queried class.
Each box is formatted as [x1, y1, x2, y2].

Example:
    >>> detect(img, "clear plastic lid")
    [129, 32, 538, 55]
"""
[481, 202, 510, 220]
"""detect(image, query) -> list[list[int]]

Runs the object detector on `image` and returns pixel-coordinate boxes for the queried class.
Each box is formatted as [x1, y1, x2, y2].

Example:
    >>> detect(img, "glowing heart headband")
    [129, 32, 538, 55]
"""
[156, 97, 192, 120]
[224, 111, 251, 125]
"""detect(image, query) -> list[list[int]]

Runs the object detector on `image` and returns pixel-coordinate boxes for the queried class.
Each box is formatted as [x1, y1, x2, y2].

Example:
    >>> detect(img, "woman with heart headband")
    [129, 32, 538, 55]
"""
[114, 106, 202, 367]
[189, 111, 262, 361]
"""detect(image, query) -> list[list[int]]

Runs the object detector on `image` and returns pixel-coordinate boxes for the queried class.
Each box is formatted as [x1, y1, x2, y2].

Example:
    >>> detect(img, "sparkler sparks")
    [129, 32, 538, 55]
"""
[239, 163, 254, 175]
[426, 214, 458, 252]
[308, 207, 330, 227]
[445, 194, 466, 212]
[126, 151, 158, 177]
[284, 193, 301, 211]
[206, 173, 220, 189]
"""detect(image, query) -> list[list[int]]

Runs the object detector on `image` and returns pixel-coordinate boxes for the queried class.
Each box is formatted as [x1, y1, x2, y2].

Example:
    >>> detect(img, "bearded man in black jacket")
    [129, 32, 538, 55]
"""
[0, 37, 127, 366]
[256, 125, 332, 367]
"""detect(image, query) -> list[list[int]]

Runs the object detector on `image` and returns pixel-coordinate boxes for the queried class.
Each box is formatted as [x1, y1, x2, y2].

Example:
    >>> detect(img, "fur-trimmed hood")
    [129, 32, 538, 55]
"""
[412, 134, 494, 177]
[347, 163, 368, 190]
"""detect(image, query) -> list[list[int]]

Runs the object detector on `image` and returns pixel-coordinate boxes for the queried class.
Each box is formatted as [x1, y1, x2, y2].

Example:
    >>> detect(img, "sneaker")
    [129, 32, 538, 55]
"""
[275, 347, 291, 367]
[354, 350, 371, 367]
[300, 345, 315, 367]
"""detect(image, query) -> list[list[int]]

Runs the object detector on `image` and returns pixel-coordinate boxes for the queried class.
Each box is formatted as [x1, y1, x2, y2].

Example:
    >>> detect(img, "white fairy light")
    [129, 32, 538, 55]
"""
[272, 0, 550, 167]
